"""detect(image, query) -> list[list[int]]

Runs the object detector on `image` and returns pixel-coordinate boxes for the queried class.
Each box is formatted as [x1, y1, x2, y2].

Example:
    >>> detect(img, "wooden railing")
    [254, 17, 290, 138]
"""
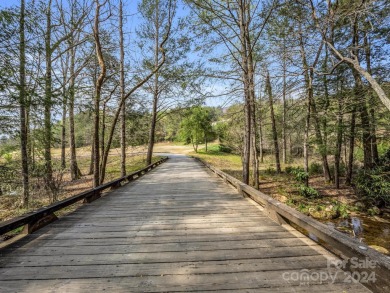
[195, 157, 390, 293]
[0, 157, 168, 236]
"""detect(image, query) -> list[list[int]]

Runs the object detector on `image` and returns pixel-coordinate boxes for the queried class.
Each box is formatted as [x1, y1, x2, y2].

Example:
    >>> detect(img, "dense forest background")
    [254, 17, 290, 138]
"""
[1, 0, 389, 228]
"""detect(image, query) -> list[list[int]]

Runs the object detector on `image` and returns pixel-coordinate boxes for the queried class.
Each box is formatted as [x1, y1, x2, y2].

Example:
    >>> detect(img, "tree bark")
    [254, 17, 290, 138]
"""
[334, 82, 343, 189]
[19, 0, 29, 208]
[303, 91, 311, 187]
[119, 0, 126, 176]
[282, 39, 287, 165]
[257, 94, 264, 164]
[238, 3, 251, 185]
[266, 72, 281, 174]
[69, 45, 81, 180]
[346, 105, 356, 185]
[350, 21, 372, 170]
[60, 68, 67, 170]
[146, 0, 160, 166]
[92, 0, 106, 187]
[364, 35, 379, 165]
[44, 0, 55, 200]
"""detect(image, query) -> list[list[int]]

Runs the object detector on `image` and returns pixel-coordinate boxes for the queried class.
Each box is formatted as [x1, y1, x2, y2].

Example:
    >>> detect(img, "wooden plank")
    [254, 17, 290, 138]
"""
[0, 271, 371, 292]
[9, 231, 301, 248]
[0, 256, 340, 279]
[1, 237, 316, 256]
[0, 246, 322, 267]
[29, 221, 280, 233]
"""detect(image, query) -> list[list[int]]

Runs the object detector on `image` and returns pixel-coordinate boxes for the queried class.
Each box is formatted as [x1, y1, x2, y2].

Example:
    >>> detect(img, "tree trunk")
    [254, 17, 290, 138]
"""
[100, 103, 106, 178]
[266, 72, 281, 174]
[60, 75, 67, 169]
[334, 83, 343, 189]
[310, 93, 332, 182]
[89, 136, 94, 176]
[282, 42, 287, 165]
[303, 94, 311, 187]
[44, 0, 55, 200]
[92, 0, 106, 187]
[350, 22, 372, 170]
[69, 45, 81, 180]
[247, 37, 259, 188]
[119, 0, 126, 176]
[146, 0, 160, 166]
[238, 3, 251, 185]
[257, 96, 264, 164]
[19, 0, 29, 208]
[346, 105, 356, 185]
[322, 48, 330, 167]
[364, 35, 379, 165]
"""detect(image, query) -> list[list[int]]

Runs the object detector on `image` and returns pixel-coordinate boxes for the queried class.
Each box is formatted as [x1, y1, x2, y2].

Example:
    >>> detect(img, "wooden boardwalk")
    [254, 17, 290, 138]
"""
[0, 155, 371, 292]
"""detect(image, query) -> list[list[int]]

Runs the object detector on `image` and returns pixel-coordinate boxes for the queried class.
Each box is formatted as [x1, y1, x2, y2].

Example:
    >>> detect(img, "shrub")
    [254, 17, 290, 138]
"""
[291, 168, 309, 183]
[285, 166, 294, 174]
[334, 203, 349, 219]
[264, 167, 276, 175]
[218, 144, 232, 153]
[2, 153, 13, 163]
[309, 162, 322, 175]
[329, 162, 347, 177]
[379, 148, 390, 171]
[354, 168, 390, 207]
[298, 185, 320, 198]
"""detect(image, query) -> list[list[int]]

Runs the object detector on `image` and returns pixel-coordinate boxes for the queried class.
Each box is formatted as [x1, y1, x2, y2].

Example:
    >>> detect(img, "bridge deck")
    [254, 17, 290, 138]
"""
[0, 155, 370, 292]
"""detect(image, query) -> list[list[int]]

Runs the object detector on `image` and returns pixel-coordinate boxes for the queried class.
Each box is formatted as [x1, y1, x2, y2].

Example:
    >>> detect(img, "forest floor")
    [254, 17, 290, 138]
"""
[1, 141, 389, 255]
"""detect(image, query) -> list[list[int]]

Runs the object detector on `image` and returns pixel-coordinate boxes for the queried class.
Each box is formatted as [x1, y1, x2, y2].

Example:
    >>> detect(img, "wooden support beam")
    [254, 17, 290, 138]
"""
[22, 213, 58, 234]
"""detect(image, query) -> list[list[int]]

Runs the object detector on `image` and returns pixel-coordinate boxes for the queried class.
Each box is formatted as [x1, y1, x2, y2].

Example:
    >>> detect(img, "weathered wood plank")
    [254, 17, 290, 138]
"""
[9, 231, 301, 248]
[0, 256, 343, 280]
[0, 246, 322, 267]
[0, 271, 371, 292]
[1, 237, 316, 256]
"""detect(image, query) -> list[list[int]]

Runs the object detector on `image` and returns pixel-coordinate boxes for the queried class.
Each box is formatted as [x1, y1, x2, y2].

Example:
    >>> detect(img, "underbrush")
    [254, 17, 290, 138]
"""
[353, 149, 390, 208]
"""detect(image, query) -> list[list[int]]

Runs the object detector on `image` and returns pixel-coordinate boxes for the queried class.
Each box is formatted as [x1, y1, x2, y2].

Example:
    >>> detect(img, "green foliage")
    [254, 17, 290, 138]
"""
[265, 167, 276, 175]
[298, 185, 320, 198]
[0, 139, 18, 157]
[218, 144, 232, 153]
[334, 203, 350, 219]
[309, 162, 322, 175]
[379, 148, 390, 171]
[2, 153, 13, 163]
[179, 106, 213, 152]
[354, 168, 390, 207]
[367, 206, 381, 216]
[289, 167, 309, 183]
[329, 162, 346, 177]
[353, 148, 390, 207]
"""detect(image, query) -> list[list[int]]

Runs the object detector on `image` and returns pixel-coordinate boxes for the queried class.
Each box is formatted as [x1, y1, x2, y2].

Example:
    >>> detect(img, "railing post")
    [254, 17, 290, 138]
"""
[84, 190, 101, 203]
[22, 213, 58, 234]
